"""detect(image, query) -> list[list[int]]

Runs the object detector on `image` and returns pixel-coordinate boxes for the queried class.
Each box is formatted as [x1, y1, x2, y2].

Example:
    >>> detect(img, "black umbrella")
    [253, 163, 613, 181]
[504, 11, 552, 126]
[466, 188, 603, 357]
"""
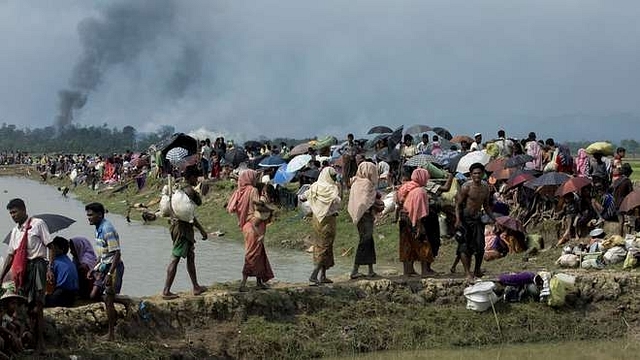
[300, 168, 320, 181]
[224, 147, 249, 167]
[432, 127, 453, 141]
[375, 147, 401, 163]
[367, 125, 394, 134]
[525, 172, 571, 188]
[505, 154, 534, 168]
[388, 125, 404, 148]
[158, 133, 198, 161]
[243, 140, 263, 150]
[447, 152, 467, 173]
[4, 214, 76, 245]
[367, 134, 391, 149]
[405, 124, 432, 134]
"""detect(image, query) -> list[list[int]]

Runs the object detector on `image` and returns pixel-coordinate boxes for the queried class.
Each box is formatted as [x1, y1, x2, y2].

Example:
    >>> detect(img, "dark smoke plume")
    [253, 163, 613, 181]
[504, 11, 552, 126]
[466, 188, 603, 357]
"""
[55, 0, 177, 128]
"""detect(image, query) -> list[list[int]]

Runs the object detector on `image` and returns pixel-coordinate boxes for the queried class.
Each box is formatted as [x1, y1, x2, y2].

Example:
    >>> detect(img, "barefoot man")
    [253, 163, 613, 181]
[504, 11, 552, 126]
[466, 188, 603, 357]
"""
[455, 163, 495, 283]
[162, 165, 208, 299]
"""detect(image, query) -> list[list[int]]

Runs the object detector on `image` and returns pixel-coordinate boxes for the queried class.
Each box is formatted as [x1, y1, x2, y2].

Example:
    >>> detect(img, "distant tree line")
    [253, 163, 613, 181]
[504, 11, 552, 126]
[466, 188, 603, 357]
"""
[0, 123, 178, 154]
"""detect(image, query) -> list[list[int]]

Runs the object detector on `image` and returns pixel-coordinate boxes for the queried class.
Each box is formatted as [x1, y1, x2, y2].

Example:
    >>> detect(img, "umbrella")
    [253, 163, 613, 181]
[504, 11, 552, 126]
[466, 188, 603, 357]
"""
[388, 126, 404, 148]
[495, 215, 525, 233]
[507, 172, 535, 188]
[367, 134, 391, 149]
[158, 133, 198, 161]
[289, 142, 312, 156]
[404, 154, 436, 167]
[286, 154, 312, 173]
[432, 127, 453, 141]
[555, 177, 593, 197]
[243, 140, 263, 150]
[4, 214, 76, 245]
[224, 147, 249, 167]
[485, 158, 507, 173]
[175, 154, 199, 171]
[405, 124, 432, 134]
[450, 135, 474, 144]
[300, 168, 320, 181]
[165, 147, 189, 165]
[619, 190, 640, 213]
[505, 154, 533, 168]
[258, 155, 286, 167]
[367, 125, 394, 134]
[130, 155, 149, 168]
[585, 141, 614, 156]
[375, 148, 401, 163]
[446, 152, 467, 173]
[493, 167, 518, 180]
[456, 151, 491, 174]
[273, 164, 296, 185]
[433, 150, 460, 167]
[525, 172, 570, 188]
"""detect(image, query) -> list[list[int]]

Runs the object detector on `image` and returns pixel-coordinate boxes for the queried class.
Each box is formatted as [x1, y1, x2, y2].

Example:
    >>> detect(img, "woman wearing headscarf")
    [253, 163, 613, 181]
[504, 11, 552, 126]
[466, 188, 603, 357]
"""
[304, 167, 341, 285]
[69, 236, 98, 299]
[575, 148, 590, 177]
[396, 168, 434, 276]
[227, 169, 261, 228]
[239, 201, 275, 291]
[348, 162, 384, 279]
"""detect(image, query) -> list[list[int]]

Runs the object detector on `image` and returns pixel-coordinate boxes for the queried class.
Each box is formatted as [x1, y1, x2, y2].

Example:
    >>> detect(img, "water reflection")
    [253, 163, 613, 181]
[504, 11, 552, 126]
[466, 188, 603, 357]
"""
[0, 177, 351, 296]
[332, 339, 640, 360]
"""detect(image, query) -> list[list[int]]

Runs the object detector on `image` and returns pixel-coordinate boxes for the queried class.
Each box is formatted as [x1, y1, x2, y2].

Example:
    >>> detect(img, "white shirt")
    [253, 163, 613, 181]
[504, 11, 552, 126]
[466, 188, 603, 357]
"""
[7, 217, 52, 260]
[470, 142, 483, 151]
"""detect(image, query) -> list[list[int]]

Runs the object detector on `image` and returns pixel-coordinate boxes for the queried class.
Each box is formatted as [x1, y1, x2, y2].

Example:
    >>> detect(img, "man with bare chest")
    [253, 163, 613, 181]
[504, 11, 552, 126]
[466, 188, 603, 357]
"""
[455, 163, 495, 283]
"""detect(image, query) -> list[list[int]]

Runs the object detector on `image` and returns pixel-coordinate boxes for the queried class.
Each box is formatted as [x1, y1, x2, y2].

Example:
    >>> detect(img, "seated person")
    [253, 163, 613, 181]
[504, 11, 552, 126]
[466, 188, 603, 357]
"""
[69, 237, 97, 299]
[45, 237, 79, 308]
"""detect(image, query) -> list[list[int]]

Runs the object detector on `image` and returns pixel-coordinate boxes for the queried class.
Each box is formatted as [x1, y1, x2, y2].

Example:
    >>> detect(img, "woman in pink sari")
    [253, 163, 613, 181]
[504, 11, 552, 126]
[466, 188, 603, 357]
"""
[238, 202, 275, 291]
[227, 170, 260, 228]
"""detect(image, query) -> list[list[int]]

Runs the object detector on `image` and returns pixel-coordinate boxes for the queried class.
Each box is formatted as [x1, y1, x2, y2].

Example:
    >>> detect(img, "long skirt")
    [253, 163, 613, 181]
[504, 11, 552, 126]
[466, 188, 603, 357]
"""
[355, 212, 376, 265]
[242, 222, 274, 282]
[313, 215, 336, 269]
[398, 212, 433, 263]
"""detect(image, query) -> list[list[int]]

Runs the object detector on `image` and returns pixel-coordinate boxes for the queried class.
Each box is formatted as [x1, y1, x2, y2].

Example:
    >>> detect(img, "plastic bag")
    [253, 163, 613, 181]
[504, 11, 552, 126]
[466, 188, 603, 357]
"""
[556, 254, 579, 268]
[159, 185, 172, 217]
[171, 188, 196, 223]
[623, 249, 638, 269]
[603, 246, 627, 265]
[548, 273, 575, 307]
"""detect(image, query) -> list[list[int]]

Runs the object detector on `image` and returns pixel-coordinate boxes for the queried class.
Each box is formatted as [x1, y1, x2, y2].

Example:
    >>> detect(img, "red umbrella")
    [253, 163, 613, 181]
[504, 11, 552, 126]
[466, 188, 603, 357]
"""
[555, 177, 592, 197]
[289, 142, 312, 156]
[495, 215, 525, 233]
[507, 173, 535, 188]
[493, 168, 517, 180]
[619, 190, 640, 213]
[485, 158, 507, 173]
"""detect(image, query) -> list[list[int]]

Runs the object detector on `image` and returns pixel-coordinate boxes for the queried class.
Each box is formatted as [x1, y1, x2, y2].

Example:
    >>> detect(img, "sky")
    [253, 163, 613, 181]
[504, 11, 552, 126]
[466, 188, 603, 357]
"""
[1, 0, 639, 143]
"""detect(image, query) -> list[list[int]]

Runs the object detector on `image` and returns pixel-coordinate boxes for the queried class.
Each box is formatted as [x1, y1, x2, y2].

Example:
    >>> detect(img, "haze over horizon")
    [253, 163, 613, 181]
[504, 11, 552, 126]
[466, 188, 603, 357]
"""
[1, 1, 639, 142]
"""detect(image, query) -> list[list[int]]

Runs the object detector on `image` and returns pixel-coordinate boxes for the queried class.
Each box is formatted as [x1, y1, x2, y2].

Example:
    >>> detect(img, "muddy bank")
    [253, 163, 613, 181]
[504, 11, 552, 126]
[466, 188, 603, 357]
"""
[43, 271, 640, 359]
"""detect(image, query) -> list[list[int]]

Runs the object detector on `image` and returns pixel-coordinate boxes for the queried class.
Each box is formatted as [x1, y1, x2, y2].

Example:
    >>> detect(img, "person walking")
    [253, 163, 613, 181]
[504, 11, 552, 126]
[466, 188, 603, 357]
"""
[303, 167, 341, 285]
[162, 166, 208, 300]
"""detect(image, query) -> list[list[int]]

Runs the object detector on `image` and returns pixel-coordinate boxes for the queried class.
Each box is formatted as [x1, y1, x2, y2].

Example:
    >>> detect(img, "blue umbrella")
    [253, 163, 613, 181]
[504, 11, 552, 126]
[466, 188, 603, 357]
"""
[259, 155, 286, 167]
[273, 164, 296, 185]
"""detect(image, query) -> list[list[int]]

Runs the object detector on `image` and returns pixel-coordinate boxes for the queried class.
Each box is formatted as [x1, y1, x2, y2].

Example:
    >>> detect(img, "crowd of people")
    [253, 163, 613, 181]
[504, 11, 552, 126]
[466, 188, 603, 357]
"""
[0, 127, 637, 354]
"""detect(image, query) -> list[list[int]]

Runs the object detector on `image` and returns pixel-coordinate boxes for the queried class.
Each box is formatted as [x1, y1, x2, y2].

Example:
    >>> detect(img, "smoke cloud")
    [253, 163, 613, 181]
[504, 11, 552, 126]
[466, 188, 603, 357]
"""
[56, 0, 182, 128]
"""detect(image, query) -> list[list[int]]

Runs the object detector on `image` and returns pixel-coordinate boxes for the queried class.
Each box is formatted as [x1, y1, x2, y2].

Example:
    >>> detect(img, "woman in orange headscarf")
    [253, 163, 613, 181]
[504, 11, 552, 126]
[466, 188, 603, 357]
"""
[396, 168, 434, 276]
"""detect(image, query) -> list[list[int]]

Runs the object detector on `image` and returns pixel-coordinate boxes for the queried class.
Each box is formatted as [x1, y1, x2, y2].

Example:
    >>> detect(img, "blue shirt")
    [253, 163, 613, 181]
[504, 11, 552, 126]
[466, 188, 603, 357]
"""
[95, 218, 121, 267]
[53, 254, 79, 291]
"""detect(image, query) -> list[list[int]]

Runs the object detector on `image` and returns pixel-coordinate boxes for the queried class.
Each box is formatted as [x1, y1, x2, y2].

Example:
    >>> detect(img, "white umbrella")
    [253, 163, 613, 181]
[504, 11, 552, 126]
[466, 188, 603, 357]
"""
[286, 154, 312, 173]
[456, 151, 491, 174]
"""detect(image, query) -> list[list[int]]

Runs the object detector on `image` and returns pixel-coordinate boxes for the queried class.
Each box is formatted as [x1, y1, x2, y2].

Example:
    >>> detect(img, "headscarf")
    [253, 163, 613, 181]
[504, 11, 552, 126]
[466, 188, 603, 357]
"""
[305, 167, 341, 223]
[348, 162, 379, 224]
[227, 169, 260, 227]
[69, 236, 97, 269]
[398, 168, 430, 226]
[575, 148, 589, 177]
[525, 140, 543, 170]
